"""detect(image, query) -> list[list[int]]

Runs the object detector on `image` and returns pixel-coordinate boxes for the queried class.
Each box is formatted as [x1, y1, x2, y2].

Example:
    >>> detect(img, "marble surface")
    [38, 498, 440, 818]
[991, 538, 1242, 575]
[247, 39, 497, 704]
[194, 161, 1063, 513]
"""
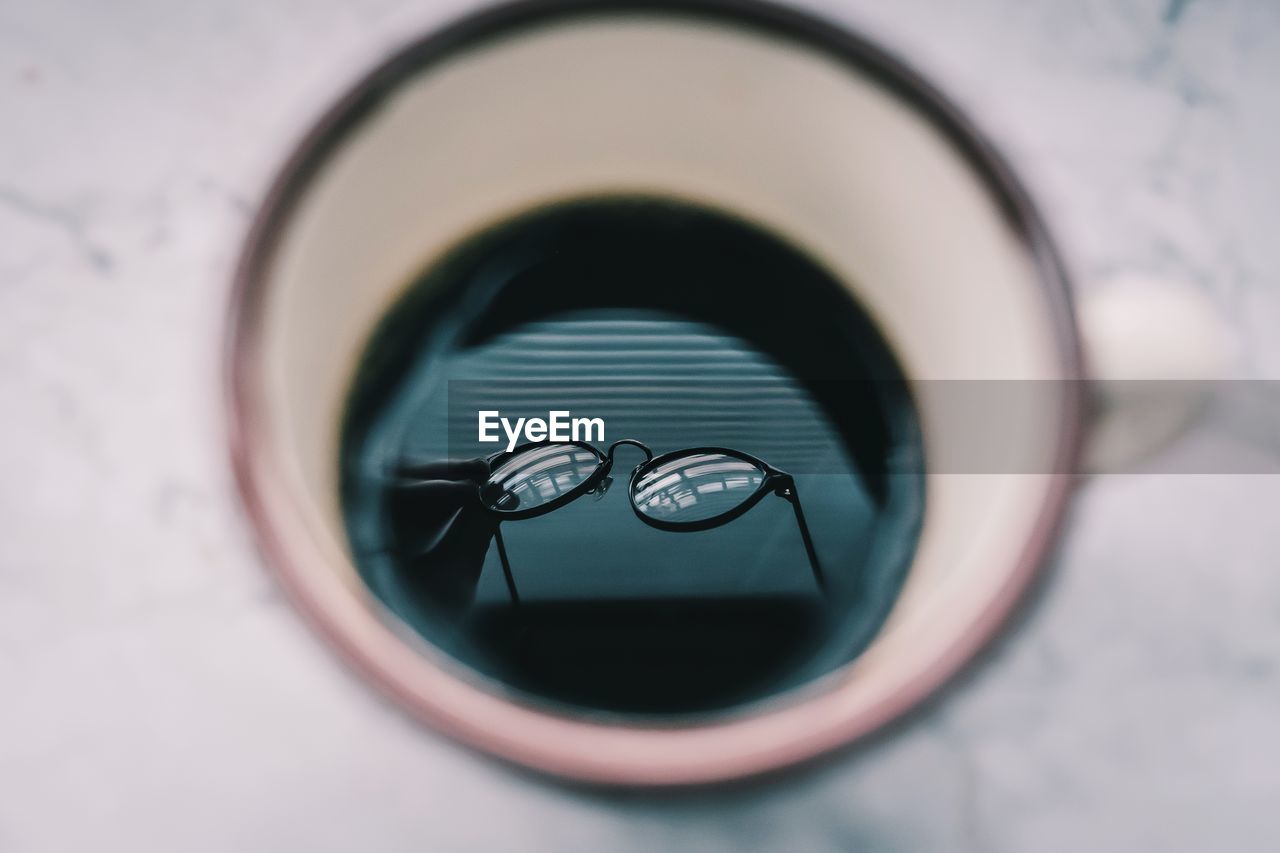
[2, 0, 1278, 850]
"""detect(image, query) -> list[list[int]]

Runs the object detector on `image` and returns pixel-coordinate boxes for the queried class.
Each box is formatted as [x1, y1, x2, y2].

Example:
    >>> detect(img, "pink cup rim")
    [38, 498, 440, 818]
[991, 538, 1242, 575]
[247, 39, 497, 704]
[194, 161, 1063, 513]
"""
[224, 0, 1086, 787]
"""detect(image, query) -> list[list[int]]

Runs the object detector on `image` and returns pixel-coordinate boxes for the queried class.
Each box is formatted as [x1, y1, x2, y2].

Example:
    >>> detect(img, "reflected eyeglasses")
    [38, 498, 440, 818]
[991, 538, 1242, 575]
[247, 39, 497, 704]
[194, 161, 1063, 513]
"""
[480, 439, 825, 603]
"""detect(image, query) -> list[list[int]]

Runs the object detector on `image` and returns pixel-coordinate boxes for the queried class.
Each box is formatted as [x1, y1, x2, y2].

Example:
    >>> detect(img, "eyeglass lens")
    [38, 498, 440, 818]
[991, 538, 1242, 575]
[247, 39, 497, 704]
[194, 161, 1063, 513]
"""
[481, 444, 603, 512]
[631, 451, 766, 524]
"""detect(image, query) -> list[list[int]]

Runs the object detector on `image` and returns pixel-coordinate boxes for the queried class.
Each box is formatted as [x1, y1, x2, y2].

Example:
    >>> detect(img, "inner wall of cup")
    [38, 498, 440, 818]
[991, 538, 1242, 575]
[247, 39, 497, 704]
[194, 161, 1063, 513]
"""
[257, 16, 1068, 707]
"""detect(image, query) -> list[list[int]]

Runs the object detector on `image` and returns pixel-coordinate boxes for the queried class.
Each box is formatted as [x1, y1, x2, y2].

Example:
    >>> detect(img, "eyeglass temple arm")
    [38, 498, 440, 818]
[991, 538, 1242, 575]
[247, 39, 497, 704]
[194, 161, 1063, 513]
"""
[492, 525, 521, 605]
[775, 477, 827, 594]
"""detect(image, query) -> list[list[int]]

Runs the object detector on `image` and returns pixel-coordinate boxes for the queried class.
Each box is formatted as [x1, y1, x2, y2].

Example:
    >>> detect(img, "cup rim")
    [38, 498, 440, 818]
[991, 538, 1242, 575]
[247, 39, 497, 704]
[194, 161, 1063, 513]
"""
[225, 0, 1086, 787]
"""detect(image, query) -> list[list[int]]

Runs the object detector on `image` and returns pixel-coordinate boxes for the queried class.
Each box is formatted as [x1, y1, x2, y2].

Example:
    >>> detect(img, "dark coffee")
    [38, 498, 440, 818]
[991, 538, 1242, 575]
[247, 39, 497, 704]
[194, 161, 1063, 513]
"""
[342, 196, 924, 717]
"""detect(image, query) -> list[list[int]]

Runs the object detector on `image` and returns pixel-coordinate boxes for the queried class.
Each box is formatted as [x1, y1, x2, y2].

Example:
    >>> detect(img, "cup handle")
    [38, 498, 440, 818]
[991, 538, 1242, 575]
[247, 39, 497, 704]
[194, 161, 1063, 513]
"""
[1079, 274, 1233, 474]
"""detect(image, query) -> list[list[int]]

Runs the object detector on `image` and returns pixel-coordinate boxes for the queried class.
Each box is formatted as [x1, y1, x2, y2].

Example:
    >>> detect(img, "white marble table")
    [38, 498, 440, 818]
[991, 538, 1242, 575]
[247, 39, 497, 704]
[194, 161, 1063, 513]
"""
[2, 0, 1278, 850]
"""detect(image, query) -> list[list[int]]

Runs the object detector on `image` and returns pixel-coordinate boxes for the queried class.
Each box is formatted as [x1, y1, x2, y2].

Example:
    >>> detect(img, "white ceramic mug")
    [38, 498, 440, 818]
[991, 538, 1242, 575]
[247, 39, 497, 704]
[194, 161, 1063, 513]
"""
[226, 0, 1222, 785]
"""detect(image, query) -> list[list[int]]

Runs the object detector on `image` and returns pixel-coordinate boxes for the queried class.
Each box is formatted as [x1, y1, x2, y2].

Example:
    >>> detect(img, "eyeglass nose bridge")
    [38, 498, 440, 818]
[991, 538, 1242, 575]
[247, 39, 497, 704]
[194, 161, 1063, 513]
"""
[605, 438, 653, 464]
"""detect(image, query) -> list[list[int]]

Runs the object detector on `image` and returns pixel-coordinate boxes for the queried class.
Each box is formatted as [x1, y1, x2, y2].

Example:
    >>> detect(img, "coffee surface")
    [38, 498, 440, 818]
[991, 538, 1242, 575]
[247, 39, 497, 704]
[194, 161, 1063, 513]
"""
[342, 197, 924, 717]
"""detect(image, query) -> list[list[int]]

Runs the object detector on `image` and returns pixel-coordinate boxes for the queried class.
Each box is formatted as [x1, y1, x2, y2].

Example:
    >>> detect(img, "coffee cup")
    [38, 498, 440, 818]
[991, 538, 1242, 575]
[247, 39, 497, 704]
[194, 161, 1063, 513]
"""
[226, 0, 1224, 785]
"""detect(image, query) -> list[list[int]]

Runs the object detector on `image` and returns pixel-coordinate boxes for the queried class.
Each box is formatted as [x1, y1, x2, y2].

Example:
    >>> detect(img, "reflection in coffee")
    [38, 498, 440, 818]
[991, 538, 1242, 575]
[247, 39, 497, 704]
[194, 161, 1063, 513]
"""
[341, 196, 924, 717]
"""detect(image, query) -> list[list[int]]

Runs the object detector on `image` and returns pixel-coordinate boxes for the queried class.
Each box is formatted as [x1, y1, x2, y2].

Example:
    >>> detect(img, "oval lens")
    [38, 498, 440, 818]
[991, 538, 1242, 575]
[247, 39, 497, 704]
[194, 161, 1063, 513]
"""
[631, 452, 766, 525]
[481, 444, 603, 513]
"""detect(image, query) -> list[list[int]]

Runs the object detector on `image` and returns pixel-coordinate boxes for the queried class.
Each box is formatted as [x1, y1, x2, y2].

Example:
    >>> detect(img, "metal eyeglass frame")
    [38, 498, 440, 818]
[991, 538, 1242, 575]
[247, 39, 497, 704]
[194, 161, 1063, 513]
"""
[482, 439, 826, 604]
